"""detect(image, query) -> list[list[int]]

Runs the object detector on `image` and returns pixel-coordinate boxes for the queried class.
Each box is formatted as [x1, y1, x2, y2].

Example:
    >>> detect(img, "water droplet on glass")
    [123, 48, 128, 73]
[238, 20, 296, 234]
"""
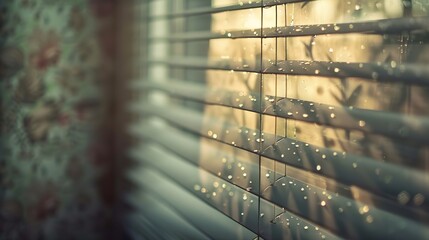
[228, 175, 233, 180]
[397, 191, 410, 205]
[359, 120, 366, 127]
[302, 113, 309, 118]
[316, 165, 322, 171]
[212, 133, 218, 139]
[334, 68, 340, 73]
[366, 215, 373, 223]
[412, 193, 425, 206]
[321, 200, 326, 206]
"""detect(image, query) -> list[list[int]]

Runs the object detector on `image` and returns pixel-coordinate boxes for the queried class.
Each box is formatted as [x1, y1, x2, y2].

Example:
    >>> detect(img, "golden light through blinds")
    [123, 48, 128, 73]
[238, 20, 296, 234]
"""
[129, 0, 429, 239]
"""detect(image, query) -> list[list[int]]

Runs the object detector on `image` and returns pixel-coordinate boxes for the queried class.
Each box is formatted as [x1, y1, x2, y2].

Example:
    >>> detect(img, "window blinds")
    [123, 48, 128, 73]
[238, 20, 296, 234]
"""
[128, 0, 429, 239]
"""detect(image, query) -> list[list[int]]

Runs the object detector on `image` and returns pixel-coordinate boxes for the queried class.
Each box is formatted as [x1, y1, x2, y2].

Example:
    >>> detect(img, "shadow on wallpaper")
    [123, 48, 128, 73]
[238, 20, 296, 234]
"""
[0, 1, 117, 239]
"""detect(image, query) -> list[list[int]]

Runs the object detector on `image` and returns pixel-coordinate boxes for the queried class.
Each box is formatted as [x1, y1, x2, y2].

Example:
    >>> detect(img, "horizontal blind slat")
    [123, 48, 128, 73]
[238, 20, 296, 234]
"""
[125, 196, 211, 240]
[153, 17, 429, 41]
[137, 80, 429, 142]
[148, 58, 429, 86]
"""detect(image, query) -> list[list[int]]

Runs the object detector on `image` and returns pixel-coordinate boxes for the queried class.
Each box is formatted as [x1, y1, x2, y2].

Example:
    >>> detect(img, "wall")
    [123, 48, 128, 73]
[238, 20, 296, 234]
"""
[0, 1, 116, 239]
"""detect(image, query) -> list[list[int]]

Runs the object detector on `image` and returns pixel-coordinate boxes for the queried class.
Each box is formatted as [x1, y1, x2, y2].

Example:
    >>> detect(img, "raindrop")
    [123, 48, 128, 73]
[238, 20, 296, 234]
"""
[227, 33, 232, 37]
[287, 112, 293, 116]
[228, 175, 233, 180]
[321, 201, 326, 206]
[243, 173, 247, 177]
[359, 120, 366, 127]
[243, 194, 248, 201]
[334, 68, 340, 73]
[352, 163, 358, 168]
[194, 185, 201, 191]
[260, 213, 265, 218]
[213, 134, 218, 139]
[334, 25, 340, 31]
[360, 205, 369, 214]
[397, 191, 410, 205]
[316, 165, 322, 171]
[302, 113, 309, 118]
[414, 194, 425, 206]
[322, 154, 326, 159]
[281, 154, 285, 158]
[328, 48, 334, 53]
[315, 69, 320, 74]
[366, 215, 374, 223]
[266, 173, 270, 178]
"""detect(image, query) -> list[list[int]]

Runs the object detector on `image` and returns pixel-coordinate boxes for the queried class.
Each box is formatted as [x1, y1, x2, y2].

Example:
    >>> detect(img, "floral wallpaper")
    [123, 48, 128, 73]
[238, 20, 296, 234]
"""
[0, 1, 115, 239]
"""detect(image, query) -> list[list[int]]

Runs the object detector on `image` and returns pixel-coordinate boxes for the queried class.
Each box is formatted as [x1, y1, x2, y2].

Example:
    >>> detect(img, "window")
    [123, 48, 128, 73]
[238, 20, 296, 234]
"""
[128, 1, 429, 239]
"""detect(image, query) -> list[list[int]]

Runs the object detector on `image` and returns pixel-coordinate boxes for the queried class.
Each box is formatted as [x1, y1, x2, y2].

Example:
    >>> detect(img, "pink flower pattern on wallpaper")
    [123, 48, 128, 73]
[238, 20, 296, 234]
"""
[0, 1, 115, 239]
[28, 29, 61, 71]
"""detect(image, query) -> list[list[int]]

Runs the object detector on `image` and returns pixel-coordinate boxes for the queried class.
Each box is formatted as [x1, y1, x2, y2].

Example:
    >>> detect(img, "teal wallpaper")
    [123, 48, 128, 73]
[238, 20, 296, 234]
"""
[0, 1, 115, 239]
